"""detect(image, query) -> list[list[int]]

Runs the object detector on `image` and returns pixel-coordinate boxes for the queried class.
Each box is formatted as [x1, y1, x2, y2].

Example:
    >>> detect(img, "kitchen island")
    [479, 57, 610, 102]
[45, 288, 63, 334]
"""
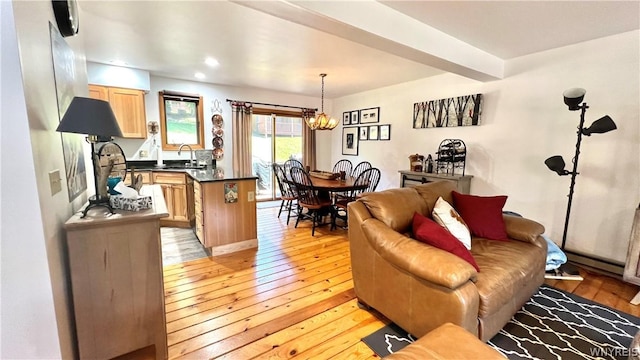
[126, 161, 259, 255]
[186, 168, 259, 255]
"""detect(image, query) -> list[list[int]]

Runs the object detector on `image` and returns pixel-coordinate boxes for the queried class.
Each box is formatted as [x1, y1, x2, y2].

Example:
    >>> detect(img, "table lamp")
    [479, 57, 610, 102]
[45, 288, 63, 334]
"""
[56, 96, 123, 217]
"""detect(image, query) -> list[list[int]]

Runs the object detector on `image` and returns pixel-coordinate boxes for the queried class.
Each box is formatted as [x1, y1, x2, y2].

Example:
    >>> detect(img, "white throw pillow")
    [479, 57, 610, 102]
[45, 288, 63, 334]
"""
[432, 197, 472, 249]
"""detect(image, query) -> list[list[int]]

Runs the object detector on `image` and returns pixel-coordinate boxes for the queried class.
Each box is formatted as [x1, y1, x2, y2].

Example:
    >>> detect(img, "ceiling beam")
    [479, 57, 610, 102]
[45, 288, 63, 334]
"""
[232, 0, 504, 82]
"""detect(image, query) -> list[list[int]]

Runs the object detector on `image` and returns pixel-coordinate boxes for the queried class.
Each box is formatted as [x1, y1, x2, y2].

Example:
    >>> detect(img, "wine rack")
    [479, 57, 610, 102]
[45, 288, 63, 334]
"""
[436, 139, 466, 175]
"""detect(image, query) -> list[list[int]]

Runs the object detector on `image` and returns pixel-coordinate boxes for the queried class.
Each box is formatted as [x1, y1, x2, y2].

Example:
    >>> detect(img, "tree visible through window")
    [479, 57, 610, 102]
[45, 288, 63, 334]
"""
[159, 91, 205, 150]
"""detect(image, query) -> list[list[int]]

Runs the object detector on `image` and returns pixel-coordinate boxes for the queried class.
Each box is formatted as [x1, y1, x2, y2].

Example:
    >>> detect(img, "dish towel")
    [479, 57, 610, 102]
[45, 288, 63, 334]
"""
[543, 234, 567, 271]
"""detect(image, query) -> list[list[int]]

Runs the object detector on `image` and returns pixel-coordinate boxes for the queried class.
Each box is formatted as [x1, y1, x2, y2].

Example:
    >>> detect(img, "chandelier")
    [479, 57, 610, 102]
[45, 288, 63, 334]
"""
[306, 73, 338, 130]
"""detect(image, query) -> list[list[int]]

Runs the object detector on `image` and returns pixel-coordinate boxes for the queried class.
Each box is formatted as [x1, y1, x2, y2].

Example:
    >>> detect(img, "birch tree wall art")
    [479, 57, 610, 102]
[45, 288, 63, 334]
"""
[413, 94, 482, 128]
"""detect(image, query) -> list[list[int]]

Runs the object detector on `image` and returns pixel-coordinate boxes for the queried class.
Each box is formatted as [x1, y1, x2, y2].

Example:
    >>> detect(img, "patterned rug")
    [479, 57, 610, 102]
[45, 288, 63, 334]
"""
[362, 285, 640, 359]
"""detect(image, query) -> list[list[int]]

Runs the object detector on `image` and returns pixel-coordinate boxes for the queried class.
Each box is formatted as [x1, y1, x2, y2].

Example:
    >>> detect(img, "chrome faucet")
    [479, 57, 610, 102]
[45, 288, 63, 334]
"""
[177, 144, 194, 166]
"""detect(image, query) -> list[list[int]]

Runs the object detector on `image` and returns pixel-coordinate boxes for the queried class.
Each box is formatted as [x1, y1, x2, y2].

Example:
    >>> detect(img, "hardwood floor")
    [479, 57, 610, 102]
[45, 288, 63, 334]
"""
[157, 206, 640, 359]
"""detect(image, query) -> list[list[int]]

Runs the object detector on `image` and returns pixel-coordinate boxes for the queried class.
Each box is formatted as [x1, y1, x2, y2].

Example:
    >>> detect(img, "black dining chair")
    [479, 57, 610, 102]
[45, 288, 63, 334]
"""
[361, 167, 381, 194]
[272, 163, 298, 225]
[290, 167, 333, 236]
[332, 159, 353, 177]
[283, 159, 304, 177]
[333, 167, 381, 229]
[352, 161, 372, 178]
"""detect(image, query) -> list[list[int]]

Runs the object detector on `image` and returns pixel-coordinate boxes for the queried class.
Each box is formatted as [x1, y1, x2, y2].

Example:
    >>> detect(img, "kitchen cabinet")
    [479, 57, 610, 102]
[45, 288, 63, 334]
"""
[126, 170, 152, 186]
[63, 185, 168, 359]
[153, 171, 194, 228]
[192, 178, 257, 254]
[88, 84, 147, 139]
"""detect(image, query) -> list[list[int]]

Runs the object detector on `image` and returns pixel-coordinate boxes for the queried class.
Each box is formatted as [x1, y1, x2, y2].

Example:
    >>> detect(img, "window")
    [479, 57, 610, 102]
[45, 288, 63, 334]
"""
[251, 108, 304, 201]
[159, 91, 205, 150]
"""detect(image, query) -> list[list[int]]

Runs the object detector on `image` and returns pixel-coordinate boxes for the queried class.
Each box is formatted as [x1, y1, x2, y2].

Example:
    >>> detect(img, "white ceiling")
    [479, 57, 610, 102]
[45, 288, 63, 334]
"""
[79, 1, 640, 98]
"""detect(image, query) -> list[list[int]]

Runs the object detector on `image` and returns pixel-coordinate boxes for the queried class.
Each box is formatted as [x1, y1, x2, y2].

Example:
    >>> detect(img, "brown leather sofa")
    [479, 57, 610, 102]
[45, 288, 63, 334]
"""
[348, 181, 547, 341]
[384, 323, 504, 359]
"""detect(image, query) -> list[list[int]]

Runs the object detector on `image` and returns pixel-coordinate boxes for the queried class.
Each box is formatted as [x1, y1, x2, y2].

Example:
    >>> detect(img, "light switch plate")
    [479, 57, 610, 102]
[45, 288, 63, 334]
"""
[49, 169, 62, 195]
[248, 191, 255, 202]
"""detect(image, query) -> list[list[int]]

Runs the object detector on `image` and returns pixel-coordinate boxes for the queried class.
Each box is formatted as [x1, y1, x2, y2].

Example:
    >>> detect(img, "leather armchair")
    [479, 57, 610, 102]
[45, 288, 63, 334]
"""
[347, 181, 547, 341]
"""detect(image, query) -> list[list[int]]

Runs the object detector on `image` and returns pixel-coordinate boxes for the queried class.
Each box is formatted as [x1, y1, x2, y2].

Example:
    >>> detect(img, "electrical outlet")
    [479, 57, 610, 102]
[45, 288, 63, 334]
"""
[248, 191, 255, 202]
[49, 169, 62, 195]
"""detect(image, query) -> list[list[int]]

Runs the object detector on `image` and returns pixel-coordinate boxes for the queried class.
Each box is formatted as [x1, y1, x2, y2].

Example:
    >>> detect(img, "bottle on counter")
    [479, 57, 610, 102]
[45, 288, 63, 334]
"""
[426, 154, 434, 173]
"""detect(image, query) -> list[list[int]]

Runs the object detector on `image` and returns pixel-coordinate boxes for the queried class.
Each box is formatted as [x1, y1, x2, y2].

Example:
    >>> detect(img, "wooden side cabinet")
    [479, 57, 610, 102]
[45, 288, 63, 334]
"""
[398, 170, 473, 194]
[88, 84, 147, 138]
[153, 171, 194, 228]
[64, 185, 168, 359]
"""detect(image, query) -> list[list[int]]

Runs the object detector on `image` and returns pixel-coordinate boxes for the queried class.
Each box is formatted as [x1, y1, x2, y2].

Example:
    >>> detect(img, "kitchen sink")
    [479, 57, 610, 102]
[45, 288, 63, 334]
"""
[165, 163, 206, 170]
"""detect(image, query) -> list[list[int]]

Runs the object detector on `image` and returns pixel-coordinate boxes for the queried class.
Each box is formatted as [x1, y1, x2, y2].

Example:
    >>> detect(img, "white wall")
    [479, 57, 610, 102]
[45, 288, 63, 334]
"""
[3, 0, 98, 357]
[1, 1, 65, 358]
[116, 75, 330, 171]
[328, 31, 640, 264]
[87, 62, 151, 91]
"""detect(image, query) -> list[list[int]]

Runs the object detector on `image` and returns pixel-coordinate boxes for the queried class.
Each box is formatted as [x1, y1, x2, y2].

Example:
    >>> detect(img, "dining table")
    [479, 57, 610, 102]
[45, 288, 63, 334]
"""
[309, 175, 367, 192]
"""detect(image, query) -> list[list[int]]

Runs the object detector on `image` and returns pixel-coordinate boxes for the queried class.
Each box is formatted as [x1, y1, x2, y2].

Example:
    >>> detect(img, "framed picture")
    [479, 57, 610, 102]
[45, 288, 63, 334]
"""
[342, 127, 359, 156]
[343, 112, 351, 125]
[413, 94, 482, 128]
[50, 24, 87, 202]
[379, 124, 391, 140]
[359, 126, 368, 140]
[360, 107, 380, 124]
[368, 125, 379, 140]
[224, 182, 238, 203]
[350, 110, 360, 124]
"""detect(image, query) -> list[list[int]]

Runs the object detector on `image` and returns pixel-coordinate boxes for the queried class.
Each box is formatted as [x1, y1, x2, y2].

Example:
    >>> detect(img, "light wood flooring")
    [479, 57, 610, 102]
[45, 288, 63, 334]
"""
[145, 206, 640, 359]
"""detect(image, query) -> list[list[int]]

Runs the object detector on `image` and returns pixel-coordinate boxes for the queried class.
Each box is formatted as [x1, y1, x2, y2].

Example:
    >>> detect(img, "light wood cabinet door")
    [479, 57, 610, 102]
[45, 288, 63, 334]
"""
[108, 87, 147, 139]
[159, 184, 174, 220]
[171, 184, 188, 221]
[88, 84, 108, 101]
[153, 172, 193, 228]
[88, 84, 147, 139]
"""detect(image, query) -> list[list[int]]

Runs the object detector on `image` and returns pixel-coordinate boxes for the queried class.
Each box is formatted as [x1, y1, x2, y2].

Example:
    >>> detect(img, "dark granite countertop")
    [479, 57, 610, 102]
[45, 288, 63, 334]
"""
[184, 169, 258, 183]
[127, 159, 210, 171]
[126, 161, 256, 182]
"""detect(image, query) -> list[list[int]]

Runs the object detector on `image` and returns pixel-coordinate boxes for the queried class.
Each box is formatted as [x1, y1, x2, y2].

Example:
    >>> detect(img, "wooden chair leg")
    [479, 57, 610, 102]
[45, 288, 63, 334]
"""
[311, 210, 317, 236]
[277, 199, 285, 218]
[286, 199, 293, 225]
[294, 208, 302, 228]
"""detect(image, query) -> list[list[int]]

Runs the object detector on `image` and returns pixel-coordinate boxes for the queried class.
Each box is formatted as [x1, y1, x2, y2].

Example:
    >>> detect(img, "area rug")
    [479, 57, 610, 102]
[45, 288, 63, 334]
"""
[362, 285, 640, 359]
[161, 227, 208, 266]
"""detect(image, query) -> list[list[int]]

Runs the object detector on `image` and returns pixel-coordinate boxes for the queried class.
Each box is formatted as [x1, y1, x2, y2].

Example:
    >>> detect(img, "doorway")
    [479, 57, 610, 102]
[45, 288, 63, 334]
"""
[251, 111, 303, 201]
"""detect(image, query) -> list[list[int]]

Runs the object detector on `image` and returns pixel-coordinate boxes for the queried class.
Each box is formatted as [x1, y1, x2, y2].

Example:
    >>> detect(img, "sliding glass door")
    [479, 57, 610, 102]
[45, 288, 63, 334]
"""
[252, 112, 303, 201]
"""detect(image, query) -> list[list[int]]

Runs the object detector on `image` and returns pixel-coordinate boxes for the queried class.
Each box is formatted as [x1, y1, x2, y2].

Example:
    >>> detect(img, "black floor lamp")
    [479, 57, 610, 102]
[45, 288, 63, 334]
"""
[545, 88, 617, 274]
[56, 97, 123, 217]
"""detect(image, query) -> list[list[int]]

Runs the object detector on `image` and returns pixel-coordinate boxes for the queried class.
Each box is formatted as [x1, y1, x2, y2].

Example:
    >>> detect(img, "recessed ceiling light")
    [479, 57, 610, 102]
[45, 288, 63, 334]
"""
[194, 72, 206, 80]
[205, 58, 219, 67]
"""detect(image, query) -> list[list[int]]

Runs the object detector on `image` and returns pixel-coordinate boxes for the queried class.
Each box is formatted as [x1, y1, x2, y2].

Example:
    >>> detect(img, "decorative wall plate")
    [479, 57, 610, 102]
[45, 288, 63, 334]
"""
[213, 148, 224, 159]
[213, 137, 224, 149]
[212, 114, 224, 127]
[213, 127, 224, 137]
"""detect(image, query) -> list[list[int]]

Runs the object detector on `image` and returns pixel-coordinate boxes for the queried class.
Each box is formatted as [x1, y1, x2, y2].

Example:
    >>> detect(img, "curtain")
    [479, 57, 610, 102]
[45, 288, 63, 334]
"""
[231, 101, 253, 174]
[301, 108, 317, 171]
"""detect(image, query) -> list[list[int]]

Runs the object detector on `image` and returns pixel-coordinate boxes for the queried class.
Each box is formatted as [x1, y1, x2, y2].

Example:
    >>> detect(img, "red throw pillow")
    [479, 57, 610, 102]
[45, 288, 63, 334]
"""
[412, 212, 479, 271]
[451, 191, 509, 241]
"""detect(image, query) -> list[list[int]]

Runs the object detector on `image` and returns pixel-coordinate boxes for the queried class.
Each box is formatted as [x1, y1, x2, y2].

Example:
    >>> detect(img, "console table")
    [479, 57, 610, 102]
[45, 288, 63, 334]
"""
[398, 170, 473, 194]
[64, 185, 169, 359]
